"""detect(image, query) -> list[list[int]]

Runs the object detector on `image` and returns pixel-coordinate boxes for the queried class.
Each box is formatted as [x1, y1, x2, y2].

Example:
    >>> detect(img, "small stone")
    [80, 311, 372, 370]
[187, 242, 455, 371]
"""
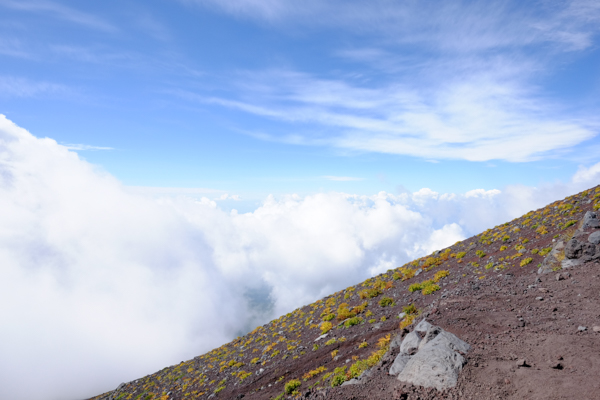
[578, 326, 587, 332]
[538, 288, 548, 293]
[516, 359, 529, 367]
[504, 378, 510, 384]
[593, 326, 600, 332]
[536, 297, 544, 301]
[556, 273, 564, 281]
[550, 362, 564, 370]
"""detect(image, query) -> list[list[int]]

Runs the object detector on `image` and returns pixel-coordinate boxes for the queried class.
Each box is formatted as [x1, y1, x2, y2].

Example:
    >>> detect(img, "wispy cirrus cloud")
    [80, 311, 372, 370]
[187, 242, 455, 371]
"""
[62, 143, 114, 151]
[183, 0, 600, 51]
[0, 0, 116, 32]
[175, 0, 600, 163]
[0, 75, 71, 98]
[179, 68, 597, 162]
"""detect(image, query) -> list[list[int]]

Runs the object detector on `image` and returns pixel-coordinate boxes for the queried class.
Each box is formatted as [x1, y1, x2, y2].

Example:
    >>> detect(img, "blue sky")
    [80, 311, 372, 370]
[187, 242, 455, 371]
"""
[2, 2, 600, 399]
[1, 0, 600, 211]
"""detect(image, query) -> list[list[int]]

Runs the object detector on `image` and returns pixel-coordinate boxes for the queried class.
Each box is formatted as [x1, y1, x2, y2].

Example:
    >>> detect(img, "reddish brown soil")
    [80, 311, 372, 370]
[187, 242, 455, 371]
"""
[90, 187, 600, 400]
[307, 261, 600, 400]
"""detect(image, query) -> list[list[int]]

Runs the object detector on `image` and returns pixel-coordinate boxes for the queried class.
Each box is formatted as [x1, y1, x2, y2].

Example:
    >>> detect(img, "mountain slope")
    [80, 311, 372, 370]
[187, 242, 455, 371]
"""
[90, 186, 600, 400]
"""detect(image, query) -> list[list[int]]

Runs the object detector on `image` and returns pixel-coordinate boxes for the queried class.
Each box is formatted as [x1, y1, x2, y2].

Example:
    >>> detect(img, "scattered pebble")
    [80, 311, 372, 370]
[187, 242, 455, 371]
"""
[578, 326, 587, 332]
[593, 326, 600, 332]
[536, 296, 544, 301]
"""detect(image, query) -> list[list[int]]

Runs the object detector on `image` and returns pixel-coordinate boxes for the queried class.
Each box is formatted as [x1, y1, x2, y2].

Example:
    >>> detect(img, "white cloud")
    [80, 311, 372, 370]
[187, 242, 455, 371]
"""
[184, 69, 597, 162]
[62, 143, 114, 151]
[572, 161, 600, 183]
[0, 116, 599, 400]
[175, 1, 600, 163]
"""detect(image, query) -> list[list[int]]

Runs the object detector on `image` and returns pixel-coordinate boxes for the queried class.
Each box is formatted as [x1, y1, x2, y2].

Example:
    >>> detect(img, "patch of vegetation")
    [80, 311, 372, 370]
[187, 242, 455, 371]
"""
[475, 250, 486, 258]
[455, 251, 466, 259]
[379, 296, 394, 307]
[284, 379, 301, 395]
[358, 288, 382, 299]
[344, 317, 362, 328]
[320, 321, 333, 334]
[303, 366, 326, 381]
[520, 257, 533, 267]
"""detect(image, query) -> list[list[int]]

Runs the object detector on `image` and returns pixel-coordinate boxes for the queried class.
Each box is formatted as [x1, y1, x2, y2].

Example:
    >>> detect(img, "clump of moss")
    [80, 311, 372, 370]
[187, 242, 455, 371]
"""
[475, 250, 486, 258]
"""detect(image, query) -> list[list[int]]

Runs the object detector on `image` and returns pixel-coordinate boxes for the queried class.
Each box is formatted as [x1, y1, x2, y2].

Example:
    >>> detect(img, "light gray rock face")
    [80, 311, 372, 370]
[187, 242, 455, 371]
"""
[389, 353, 412, 376]
[418, 325, 443, 350]
[583, 211, 599, 229]
[397, 330, 469, 390]
[589, 231, 600, 245]
[562, 258, 583, 269]
[414, 319, 432, 333]
[400, 331, 422, 355]
[389, 332, 405, 352]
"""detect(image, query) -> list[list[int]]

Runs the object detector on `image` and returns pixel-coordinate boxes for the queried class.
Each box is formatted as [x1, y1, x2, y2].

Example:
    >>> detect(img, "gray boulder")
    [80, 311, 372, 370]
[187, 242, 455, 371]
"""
[400, 331, 422, 355]
[418, 325, 443, 350]
[388, 353, 412, 376]
[397, 329, 470, 390]
[583, 211, 599, 229]
[589, 231, 600, 245]
[388, 332, 405, 352]
[414, 319, 432, 333]
[565, 239, 583, 259]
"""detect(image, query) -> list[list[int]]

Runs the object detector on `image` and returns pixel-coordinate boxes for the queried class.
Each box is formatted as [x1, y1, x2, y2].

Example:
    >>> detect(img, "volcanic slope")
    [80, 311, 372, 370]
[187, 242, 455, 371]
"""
[91, 186, 600, 400]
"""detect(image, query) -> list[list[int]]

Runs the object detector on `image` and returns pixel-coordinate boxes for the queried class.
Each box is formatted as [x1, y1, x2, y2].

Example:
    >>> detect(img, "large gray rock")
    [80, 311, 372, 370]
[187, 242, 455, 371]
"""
[418, 325, 443, 350]
[583, 211, 599, 229]
[397, 330, 469, 390]
[400, 331, 422, 355]
[388, 332, 404, 352]
[389, 353, 411, 376]
[414, 319, 432, 333]
[589, 231, 600, 245]
[565, 239, 583, 259]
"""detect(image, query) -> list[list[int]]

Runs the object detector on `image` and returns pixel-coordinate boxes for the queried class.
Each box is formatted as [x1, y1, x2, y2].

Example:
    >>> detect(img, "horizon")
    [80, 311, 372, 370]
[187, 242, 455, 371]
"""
[1, 1, 600, 399]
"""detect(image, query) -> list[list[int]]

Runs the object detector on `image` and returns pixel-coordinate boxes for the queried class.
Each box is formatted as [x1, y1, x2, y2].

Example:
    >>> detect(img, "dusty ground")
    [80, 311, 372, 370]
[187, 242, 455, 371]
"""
[306, 261, 600, 400]
[90, 186, 600, 400]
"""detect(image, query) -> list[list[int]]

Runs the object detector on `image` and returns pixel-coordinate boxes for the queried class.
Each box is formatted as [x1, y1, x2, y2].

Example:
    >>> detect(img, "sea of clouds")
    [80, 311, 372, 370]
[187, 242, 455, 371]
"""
[0, 115, 599, 400]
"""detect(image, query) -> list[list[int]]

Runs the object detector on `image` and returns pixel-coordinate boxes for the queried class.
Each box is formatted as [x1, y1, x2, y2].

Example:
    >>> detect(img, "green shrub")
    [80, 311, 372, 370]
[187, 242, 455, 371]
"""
[475, 250, 486, 258]
[331, 374, 346, 387]
[284, 379, 301, 395]
[379, 296, 393, 307]
[520, 257, 533, 267]
[455, 251, 466, 259]
[358, 288, 382, 299]
[402, 304, 417, 315]
[344, 317, 362, 328]
[422, 284, 440, 295]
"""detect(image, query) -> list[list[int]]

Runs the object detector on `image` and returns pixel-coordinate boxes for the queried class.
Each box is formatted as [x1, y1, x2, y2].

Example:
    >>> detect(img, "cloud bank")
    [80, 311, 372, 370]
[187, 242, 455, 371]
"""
[1, 115, 599, 400]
